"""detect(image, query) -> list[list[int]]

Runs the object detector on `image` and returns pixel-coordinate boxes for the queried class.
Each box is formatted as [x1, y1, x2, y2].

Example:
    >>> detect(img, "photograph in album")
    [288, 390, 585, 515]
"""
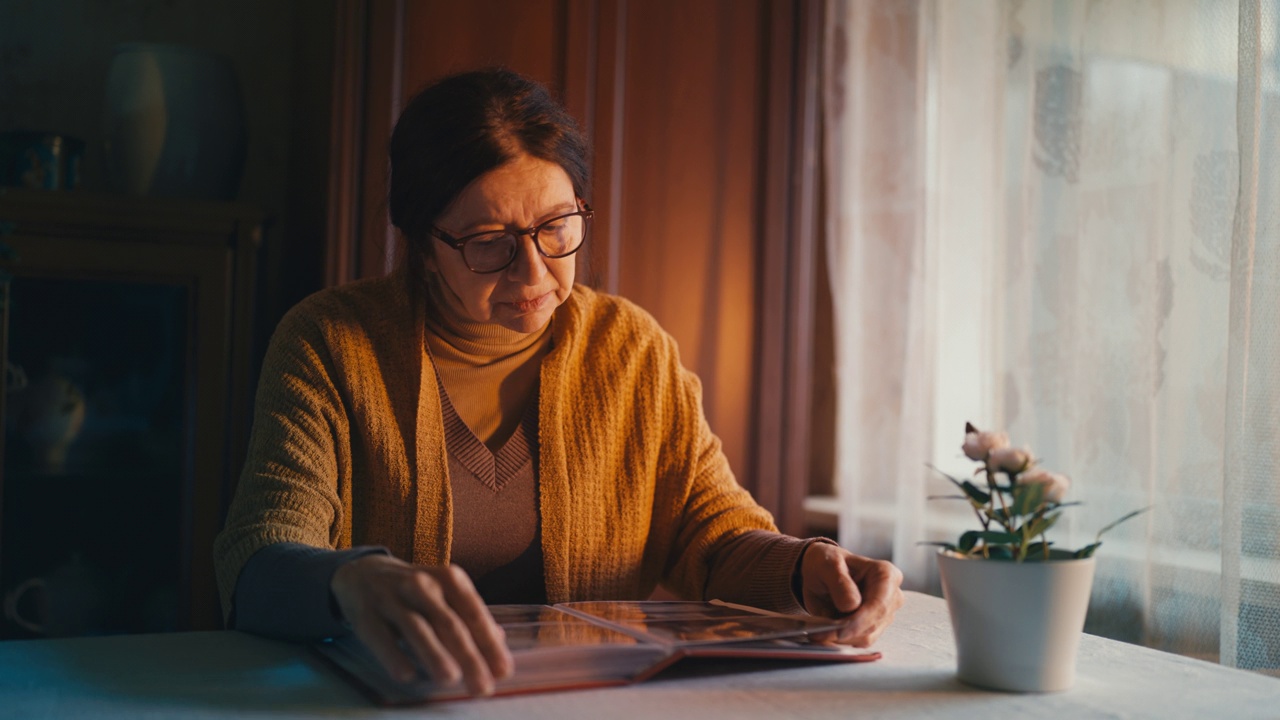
[315, 600, 881, 705]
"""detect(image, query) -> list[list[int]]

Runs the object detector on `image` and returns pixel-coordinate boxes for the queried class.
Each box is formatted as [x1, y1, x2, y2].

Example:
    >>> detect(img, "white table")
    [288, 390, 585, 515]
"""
[1, 591, 1276, 719]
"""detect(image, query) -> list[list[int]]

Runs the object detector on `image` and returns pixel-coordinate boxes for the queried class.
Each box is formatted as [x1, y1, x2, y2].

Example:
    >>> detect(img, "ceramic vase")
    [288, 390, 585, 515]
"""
[937, 550, 1096, 692]
[103, 43, 247, 200]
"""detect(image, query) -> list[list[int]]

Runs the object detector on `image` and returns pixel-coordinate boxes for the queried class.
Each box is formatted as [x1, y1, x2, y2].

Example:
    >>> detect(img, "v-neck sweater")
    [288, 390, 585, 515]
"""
[437, 373, 545, 603]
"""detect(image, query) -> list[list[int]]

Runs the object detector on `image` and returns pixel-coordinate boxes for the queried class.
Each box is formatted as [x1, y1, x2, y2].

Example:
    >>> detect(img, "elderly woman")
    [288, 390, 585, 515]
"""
[213, 68, 903, 697]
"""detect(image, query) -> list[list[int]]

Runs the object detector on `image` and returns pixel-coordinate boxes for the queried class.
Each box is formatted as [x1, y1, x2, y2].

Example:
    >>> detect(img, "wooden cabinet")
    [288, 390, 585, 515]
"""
[0, 189, 260, 637]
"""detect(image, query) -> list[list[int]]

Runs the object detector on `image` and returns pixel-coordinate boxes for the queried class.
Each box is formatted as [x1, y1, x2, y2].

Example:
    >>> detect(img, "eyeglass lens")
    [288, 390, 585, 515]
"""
[464, 214, 587, 272]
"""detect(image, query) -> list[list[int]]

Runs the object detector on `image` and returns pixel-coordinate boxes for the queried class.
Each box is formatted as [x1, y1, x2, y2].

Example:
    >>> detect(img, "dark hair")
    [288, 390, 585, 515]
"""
[388, 68, 591, 274]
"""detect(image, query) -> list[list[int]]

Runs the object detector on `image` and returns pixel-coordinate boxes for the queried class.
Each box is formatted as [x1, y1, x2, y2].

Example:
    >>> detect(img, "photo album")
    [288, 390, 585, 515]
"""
[315, 599, 881, 705]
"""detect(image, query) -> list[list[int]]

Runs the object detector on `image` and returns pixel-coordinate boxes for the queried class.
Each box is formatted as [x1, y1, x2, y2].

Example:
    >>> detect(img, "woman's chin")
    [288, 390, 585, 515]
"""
[493, 308, 554, 334]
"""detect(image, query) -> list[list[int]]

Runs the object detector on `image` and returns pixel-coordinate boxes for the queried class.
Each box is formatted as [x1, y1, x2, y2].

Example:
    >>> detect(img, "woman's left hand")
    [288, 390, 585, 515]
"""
[798, 543, 905, 647]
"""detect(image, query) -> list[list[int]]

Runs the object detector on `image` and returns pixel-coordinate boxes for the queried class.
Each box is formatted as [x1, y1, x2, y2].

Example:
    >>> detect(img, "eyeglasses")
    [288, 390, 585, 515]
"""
[429, 204, 594, 274]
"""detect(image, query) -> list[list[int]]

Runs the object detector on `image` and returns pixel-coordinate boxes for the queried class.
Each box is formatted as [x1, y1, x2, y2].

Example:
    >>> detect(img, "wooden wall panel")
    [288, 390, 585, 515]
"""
[614, 0, 763, 492]
[357, 0, 404, 278]
[400, 0, 566, 94]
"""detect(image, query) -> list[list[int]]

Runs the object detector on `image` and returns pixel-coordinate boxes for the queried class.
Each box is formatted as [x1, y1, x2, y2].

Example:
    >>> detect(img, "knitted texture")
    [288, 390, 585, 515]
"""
[213, 267, 779, 621]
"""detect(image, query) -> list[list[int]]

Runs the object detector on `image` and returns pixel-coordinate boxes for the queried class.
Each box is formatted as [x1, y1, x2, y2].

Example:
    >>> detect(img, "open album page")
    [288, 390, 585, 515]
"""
[555, 601, 879, 660]
[317, 604, 670, 705]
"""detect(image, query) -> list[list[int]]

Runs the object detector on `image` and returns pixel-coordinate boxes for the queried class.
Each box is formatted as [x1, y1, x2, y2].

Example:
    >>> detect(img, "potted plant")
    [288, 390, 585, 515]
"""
[927, 423, 1147, 692]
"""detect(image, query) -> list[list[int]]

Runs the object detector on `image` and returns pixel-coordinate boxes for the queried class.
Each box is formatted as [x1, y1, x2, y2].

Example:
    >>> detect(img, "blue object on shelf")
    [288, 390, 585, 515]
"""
[0, 132, 84, 191]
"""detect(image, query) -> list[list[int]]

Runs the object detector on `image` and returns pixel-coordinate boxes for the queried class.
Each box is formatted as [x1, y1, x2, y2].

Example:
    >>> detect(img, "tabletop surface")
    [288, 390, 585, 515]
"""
[1, 591, 1277, 719]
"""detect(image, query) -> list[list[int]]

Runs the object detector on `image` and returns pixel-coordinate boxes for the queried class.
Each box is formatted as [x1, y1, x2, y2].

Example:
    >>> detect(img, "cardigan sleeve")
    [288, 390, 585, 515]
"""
[704, 530, 812, 614]
[652, 349, 792, 603]
[212, 307, 352, 626]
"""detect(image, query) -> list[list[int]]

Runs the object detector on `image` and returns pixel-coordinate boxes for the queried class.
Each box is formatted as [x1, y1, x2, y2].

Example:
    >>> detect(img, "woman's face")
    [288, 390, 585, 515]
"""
[428, 154, 578, 334]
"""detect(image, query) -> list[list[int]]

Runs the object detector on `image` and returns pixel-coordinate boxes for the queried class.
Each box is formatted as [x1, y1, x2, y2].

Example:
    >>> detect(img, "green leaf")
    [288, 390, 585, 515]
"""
[1011, 481, 1046, 516]
[927, 464, 991, 504]
[960, 481, 991, 505]
[1024, 542, 1055, 560]
[1019, 511, 1062, 539]
[958, 531, 981, 552]
[1094, 506, 1153, 542]
[925, 463, 966, 486]
[1075, 543, 1102, 558]
[973, 530, 1019, 545]
[917, 541, 958, 552]
[987, 545, 1014, 560]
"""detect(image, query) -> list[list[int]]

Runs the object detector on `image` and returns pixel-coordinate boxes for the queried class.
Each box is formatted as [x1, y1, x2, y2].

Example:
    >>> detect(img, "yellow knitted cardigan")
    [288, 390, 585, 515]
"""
[213, 267, 779, 620]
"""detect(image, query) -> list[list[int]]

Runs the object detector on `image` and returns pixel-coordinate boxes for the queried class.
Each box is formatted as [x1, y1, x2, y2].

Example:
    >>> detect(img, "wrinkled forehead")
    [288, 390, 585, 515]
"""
[439, 154, 577, 231]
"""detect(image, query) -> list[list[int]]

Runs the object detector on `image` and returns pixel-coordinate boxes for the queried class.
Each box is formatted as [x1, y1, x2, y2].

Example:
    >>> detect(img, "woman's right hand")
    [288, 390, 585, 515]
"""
[330, 555, 513, 696]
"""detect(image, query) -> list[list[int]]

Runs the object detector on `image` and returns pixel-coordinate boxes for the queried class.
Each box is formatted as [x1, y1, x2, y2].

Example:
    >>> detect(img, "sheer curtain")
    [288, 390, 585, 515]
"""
[824, 0, 1280, 671]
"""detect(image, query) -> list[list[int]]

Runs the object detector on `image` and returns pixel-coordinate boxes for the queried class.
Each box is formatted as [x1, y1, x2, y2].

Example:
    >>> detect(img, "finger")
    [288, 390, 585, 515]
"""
[835, 574, 904, 646]
[836, 609, 887, 646]
[806, 550, 862, 616]
[854, 562, 904, 612]
[835, 595, 897, 646]
[805, 628, 842, 646]
[404, 571, 495, 696]
[392, 608, 463, 688]
[803, 593, 835, 618]
[354, 613, 421, 684]
[440, 566, 514, 679]
[830, 565, 864, 616]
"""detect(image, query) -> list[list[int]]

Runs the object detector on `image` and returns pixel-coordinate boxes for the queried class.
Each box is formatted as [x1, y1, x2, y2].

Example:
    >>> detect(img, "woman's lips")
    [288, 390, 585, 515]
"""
[502, 292, 554, 314]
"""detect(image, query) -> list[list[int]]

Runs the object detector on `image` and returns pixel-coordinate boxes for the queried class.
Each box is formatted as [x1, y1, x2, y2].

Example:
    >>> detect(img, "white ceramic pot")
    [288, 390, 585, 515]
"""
[103, 43, 247, 200]
[937, 550, 1096, 692]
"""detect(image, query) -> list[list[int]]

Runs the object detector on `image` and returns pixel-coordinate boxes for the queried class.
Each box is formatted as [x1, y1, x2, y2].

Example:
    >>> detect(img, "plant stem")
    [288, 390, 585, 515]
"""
[1017, 516, 1029, 561]
[974, 504, 990, 532]
[988, 463, 1014, 533]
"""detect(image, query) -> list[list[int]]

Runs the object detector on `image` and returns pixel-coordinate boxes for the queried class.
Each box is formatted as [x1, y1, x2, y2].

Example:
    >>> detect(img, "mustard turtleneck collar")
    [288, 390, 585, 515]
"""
[423, 269, 552, 362]
[422, 270, 553, 447]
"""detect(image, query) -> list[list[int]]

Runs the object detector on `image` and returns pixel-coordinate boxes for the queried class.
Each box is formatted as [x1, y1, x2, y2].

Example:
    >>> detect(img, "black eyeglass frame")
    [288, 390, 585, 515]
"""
[428, 203, 595, 274]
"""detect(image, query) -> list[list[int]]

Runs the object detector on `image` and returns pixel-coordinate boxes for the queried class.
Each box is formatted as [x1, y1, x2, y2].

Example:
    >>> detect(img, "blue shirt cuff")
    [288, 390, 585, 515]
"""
[231, 542, 389, 641]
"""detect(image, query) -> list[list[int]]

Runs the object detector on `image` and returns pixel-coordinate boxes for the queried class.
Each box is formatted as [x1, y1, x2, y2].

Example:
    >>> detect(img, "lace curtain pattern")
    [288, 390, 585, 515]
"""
[824, 0, 1280, 671]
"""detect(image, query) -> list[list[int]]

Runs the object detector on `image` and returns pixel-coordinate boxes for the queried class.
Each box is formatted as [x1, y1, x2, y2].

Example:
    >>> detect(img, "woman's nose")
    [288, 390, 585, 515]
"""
[507, 234, 549, 284]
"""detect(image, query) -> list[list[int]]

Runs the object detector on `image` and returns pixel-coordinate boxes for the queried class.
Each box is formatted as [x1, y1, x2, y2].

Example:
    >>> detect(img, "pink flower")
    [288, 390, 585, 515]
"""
[962, 429, 1009, 461]
[989, 446, 1033, 474]
[1018, 468, 1071, 503]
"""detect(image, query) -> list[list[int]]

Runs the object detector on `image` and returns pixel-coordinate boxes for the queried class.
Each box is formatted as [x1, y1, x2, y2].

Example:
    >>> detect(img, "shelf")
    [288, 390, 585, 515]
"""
[0, 191, 261, 636]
